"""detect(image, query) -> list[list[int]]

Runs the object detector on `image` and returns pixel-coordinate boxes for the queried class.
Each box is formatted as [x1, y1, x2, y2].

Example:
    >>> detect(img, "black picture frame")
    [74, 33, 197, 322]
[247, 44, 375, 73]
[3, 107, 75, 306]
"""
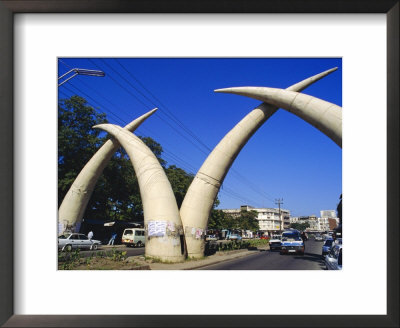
[0, 1, 398, 327]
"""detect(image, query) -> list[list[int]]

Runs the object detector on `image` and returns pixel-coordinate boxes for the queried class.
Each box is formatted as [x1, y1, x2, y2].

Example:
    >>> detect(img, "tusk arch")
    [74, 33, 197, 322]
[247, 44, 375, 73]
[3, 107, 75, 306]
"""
[93, 124, 186, 263]
[214, 87, 342, 147]
[180, 68, 338, 258]
[58, 108, 157, 233]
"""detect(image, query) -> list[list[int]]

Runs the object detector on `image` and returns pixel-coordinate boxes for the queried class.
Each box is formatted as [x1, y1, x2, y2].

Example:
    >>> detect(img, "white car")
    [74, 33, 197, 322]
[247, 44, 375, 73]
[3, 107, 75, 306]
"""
[314, 234, 324, 241]
[58, 233, 101, 251]
[269, 235, 282, 250]
[205, 234, 218, 241]
[325, 244, 342, 270]
[122, 228, 145, 247]
[280, 230, 304, 255]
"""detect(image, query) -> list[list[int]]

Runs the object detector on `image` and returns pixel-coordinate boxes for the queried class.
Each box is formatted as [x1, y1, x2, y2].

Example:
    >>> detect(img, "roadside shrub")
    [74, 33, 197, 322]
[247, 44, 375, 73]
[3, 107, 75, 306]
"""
[58, 248, 81, 270]
[216, 240, 252, 252]
[205, 241, 218, 255]
[111, 249, 127, 261]
[247, 239, 269, 247]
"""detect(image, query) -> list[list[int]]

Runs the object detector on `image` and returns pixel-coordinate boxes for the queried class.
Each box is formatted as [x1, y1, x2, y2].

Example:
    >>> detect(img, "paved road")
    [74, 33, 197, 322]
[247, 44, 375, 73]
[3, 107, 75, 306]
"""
[200, 240, 326, 270]
[80, 245, 145, 258]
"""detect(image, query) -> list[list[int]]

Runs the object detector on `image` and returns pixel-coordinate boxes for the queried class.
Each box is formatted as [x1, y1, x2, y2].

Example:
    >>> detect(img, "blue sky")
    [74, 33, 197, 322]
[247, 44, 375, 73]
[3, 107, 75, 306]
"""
[58, 58, 342, 217]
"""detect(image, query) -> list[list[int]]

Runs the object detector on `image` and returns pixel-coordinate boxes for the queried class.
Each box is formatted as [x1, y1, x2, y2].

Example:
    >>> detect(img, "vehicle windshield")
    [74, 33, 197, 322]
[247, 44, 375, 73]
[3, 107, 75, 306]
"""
[282, 234, 301, 241]
[58, 233, 71, 239]
[324, 239, 334, 246]
[124, 230, 133, 235]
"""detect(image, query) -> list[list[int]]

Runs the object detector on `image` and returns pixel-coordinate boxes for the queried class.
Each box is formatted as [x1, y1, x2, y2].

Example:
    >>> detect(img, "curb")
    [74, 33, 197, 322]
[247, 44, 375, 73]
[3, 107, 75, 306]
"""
[183, 249, 262, 270]
[147, 246, 269, 270]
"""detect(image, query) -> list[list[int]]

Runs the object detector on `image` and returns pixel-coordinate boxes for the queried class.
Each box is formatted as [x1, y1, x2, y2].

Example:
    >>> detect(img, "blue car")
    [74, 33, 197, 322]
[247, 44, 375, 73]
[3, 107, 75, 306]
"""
[322, 238, 334, 256]
[228, 234, 242, 241]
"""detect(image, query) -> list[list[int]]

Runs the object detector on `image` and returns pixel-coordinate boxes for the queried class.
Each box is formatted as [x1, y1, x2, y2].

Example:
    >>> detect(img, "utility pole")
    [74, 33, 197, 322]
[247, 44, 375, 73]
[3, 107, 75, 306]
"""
[275, 198, 283, 232]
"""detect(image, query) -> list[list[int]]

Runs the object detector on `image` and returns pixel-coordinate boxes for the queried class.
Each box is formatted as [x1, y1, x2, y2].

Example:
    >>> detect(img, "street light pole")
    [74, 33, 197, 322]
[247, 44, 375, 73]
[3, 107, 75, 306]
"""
[58, 68, 105, 86]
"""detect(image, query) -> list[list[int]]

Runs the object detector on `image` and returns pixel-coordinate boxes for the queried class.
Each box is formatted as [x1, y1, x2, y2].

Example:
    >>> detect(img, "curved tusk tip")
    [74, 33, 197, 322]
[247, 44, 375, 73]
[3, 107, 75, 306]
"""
[327, 67, 338, 72]
[93, 124, 109, 129]
[214, 88, 235, 93]
[214, 87, 256, 94]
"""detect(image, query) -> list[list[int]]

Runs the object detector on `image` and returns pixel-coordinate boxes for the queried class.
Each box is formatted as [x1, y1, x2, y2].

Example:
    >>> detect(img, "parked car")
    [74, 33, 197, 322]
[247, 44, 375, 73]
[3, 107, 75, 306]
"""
[58, 233, 101, 251]
[228, 234, 242, 241]
[325, 244, 342, 270]
[334, 238, 342, 245]
[206, 234, 218, 241]
[122, 228, 145, 247]
[322, 238, 334, 256]
[314, 234, 323, 241]
[269, 235, 282, 250]
[260, 235, 270, 240]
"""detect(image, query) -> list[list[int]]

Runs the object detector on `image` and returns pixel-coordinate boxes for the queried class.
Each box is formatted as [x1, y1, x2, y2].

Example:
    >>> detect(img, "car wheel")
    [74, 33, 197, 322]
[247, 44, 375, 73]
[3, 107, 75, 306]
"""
[90, 244, 98, 250]
[64, 244, 72, 252]
[137, 241, 143, 247]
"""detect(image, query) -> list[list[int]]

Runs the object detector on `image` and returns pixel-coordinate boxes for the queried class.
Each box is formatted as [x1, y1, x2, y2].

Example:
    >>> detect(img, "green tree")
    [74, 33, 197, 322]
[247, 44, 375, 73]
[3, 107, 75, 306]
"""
[289, 222, 310, 231]
[208, 210, 233, 230]
[237, 210, 259, 231]
[208, 209, 259, 231]
[58, 95, 107, 206]
[165, 165, 194, 208]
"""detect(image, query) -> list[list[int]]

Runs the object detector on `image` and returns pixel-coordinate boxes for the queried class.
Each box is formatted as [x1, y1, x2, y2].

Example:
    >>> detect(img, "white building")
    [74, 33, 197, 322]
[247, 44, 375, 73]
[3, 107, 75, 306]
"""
[308, 216, 319, 230]
[317, 217, 330, 231]
[222, 205, 290, 236]
[318, 210, 338, 231]
[290, 215, 328, 232]
[320, 210, 337, 218]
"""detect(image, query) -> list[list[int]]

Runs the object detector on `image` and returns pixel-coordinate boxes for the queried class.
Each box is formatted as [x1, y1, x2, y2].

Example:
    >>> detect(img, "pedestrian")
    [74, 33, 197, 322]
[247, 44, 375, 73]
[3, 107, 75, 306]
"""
[108, 232, 117, 245]
[88, 230, 94, 240]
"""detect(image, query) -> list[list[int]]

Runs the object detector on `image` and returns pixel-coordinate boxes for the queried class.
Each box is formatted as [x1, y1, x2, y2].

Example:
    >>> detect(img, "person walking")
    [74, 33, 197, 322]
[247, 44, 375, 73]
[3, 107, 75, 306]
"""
[108, 232, 117, 245]
[88, 230, 94, 240]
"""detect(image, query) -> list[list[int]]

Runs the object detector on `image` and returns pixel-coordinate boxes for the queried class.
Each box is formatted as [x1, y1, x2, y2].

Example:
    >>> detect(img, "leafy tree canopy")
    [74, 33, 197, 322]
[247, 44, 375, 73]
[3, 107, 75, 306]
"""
[208, 209, 259, 232]
[58, 96, 108, 203]
[165, 165, 194, 208]
[289, 222, 310, 231]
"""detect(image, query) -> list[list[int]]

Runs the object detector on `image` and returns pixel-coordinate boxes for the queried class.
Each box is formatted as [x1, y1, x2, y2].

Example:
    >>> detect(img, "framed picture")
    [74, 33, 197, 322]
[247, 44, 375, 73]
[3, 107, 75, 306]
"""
[0, 1, 398, 327]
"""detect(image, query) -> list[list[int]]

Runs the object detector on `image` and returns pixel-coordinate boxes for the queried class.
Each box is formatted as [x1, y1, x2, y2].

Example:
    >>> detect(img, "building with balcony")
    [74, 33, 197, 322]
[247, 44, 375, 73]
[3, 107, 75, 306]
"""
[221, 205, 290, 236]
[317, 217, 330, 231]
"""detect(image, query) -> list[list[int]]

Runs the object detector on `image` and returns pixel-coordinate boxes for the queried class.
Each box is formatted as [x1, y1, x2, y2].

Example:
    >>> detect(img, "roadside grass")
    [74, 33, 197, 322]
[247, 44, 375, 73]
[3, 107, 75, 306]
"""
[211, 239, 269, 252]
[58, 248, 144, 270]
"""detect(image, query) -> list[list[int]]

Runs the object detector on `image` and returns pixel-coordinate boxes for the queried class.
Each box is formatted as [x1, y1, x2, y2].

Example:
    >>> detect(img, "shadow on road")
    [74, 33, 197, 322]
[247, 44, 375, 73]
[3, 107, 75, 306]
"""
[292, 252, 325, 268]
